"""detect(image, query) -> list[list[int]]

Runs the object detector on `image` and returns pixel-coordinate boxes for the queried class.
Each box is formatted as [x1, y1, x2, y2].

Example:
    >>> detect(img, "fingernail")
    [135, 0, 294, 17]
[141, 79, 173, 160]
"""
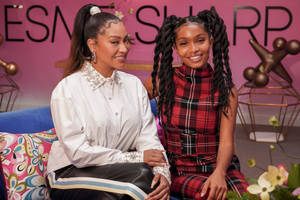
[200, 192, 205, 197]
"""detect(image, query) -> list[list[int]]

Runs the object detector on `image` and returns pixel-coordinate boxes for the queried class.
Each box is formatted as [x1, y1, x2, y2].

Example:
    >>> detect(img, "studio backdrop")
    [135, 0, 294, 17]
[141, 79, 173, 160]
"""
[0, 0, 299, 117]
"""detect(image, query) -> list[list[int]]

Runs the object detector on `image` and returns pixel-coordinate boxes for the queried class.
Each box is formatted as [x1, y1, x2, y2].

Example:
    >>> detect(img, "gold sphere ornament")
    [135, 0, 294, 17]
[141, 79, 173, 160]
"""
[247, 37, 300, 86]
[254, 72, 269, 87]
[272, 37, 286, 50]
[287, 40, 300, 55]
[0, 59, 18, 75]
[243, 67, 256, 82]
[5, 62, 18, 75]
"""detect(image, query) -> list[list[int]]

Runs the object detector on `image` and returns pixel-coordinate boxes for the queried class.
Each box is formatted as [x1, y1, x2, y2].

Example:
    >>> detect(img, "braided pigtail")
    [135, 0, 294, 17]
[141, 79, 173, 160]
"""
[211, 7, 233, 114]
[152, 15, 178, 130]
[151, 27, 163, 98]
[197, 7, 233, 115]
[210, 8, 227, 110]
[211, 8, 233, 97]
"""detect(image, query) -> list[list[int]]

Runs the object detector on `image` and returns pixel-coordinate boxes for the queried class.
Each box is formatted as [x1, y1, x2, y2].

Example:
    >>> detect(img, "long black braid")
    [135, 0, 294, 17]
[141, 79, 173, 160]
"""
[198, 7, 233, 114]
[152, 7, 233, 130]
[151, 15, 186, 129]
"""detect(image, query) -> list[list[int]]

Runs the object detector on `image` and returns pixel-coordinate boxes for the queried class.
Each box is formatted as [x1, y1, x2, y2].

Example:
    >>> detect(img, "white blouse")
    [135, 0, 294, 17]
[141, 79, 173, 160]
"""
[47, 61, 170, 183]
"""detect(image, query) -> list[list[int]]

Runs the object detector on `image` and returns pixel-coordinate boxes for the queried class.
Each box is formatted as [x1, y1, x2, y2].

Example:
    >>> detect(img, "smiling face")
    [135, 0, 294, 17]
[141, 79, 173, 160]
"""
[174, 22, 212, 69]
[88, 21, 131, 77]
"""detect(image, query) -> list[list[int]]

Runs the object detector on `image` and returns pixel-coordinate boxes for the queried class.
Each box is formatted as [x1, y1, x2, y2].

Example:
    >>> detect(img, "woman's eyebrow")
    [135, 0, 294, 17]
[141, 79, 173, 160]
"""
[108, 35, 122, 39]
[177, 33, 207, 40]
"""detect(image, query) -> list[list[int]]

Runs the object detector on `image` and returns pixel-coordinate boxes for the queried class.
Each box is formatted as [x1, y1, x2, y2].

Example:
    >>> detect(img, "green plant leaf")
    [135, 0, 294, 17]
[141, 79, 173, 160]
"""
[227, 191, 260, 200]
[227, 191, 242, 200]
[272, 188, 297, 200]
[246, 177, 258, 185]
[288, 163, 300, 190]
[241, 192, 260, 200]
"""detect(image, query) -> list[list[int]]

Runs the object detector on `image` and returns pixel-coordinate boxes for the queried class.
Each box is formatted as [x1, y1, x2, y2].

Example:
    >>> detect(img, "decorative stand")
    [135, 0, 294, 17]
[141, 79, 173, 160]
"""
[238, 75, 300, 143]
[0, 33, 19, 112]
[238, 37, 300, 143]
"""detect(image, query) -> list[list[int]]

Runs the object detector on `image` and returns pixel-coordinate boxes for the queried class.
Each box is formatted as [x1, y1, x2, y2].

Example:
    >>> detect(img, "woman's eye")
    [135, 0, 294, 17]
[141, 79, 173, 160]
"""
[111, 41, 120, 44]
[198, 38, 207, 42]
[179, 42, 187, 46]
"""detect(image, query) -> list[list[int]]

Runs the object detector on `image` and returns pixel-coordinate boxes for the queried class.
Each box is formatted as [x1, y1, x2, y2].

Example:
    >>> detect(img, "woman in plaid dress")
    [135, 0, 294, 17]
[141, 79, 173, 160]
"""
[144, 7, 248, 200]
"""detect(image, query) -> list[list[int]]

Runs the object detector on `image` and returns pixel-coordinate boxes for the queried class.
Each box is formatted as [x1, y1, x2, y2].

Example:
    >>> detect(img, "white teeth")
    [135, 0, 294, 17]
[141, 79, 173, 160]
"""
[115, 57, 125, 60]
[190, 56, 200, 60]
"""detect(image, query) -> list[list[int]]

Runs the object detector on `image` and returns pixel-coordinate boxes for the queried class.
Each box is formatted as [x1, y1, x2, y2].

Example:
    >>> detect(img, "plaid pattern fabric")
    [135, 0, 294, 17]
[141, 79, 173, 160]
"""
[170, 165, 249, 199]
[167, 65, 220, 135]
[162, 64, 248, 198]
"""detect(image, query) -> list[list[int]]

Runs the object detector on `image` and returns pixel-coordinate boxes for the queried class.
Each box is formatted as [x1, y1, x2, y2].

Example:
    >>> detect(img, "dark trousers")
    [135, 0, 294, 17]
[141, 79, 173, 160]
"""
[47, 163, 154, 200]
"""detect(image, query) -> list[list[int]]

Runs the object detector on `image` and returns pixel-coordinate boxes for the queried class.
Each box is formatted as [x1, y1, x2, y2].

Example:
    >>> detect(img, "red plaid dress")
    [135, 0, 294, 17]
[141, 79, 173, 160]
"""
[161, 64, 248, 199]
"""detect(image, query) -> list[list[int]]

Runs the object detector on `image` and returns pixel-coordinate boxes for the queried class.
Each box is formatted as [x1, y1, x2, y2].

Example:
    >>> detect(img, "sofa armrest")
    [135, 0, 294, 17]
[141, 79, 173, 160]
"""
[0, 106, 54, 133]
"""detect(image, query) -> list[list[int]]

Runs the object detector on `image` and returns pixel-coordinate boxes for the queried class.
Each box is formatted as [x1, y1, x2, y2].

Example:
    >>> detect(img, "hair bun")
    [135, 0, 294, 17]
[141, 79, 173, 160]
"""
[90, 6, 101, 16]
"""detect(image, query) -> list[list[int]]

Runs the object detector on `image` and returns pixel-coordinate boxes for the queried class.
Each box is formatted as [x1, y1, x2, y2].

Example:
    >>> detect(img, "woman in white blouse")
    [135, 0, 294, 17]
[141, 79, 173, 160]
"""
[47, 4, 170, 200]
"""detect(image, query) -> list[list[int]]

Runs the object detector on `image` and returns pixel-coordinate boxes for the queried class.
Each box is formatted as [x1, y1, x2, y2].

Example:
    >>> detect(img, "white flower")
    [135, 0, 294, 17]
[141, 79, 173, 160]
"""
[90, 6, 101, 16]
[247, 172, 275, 200]
[266, 165, 288, 186]
[115, 11, 124, 19]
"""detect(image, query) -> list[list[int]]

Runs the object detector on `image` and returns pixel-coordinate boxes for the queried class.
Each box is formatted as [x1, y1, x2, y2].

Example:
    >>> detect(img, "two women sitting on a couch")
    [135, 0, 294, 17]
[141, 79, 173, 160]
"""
[47, 3, 248, 200]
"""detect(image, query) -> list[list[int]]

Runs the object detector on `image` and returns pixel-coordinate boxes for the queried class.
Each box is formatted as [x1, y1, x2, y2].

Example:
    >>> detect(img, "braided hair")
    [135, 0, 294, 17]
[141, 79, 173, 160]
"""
[63, 4, 120, 77]
[151, 7, 233, 130]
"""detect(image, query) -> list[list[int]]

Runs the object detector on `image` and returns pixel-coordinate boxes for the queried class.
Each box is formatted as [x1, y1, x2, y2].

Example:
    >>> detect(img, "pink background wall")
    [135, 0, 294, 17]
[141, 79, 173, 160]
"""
[0, 0, 300, 111]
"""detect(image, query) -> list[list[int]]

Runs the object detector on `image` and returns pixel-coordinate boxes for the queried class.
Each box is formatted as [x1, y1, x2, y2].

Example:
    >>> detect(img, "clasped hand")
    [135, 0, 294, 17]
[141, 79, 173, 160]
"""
[144, 149, 170, 200]
[144, 149, 168, 167]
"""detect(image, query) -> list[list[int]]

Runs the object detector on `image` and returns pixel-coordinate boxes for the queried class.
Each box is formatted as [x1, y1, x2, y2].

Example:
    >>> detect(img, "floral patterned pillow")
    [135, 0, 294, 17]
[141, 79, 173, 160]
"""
[0, 129, 57, 200]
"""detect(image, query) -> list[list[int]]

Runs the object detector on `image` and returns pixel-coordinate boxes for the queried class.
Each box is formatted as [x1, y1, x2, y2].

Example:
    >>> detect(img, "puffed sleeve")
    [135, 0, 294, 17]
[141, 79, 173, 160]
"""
[51, 81, 131, 168]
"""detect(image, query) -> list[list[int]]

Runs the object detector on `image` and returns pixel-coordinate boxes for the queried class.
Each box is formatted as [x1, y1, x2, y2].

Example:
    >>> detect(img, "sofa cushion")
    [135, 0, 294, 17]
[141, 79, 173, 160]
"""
[0, 128, 57, 200]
